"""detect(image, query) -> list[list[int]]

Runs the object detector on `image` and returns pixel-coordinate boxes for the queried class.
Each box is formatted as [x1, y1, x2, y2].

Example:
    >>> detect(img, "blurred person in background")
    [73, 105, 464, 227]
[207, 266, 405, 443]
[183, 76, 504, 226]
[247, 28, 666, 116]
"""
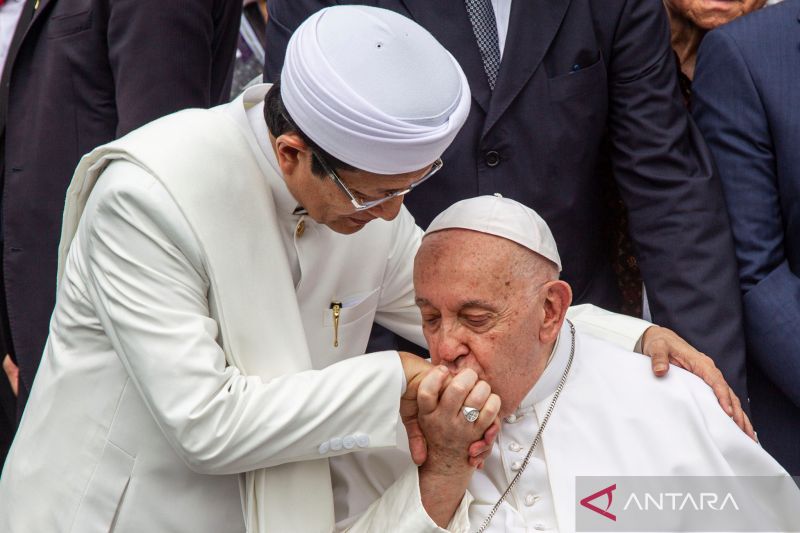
[231, 0, 269, 98]
[0, 0, 27, 468]
[693, 0, 800, 475]
[663, 0, 767, 103]
[0, 0, 241, 467]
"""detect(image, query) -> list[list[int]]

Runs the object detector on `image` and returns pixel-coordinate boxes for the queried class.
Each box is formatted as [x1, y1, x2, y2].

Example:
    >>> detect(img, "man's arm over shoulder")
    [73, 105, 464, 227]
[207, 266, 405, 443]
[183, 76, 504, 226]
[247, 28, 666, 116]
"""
[567, 303, 649, 351]
[693, 27, 800, 408]
[79, 160, 403, 475]
[605, 0, 747, 402]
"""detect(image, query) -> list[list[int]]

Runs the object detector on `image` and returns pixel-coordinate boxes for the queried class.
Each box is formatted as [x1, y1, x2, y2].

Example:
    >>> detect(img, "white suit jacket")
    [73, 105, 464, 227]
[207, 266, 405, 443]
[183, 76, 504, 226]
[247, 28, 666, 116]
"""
[0, 85, 432, 533]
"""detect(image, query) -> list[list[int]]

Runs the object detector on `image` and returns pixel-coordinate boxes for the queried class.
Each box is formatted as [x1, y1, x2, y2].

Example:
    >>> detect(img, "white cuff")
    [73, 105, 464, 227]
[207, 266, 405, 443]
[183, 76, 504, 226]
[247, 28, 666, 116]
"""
[342, 465, 472, 533]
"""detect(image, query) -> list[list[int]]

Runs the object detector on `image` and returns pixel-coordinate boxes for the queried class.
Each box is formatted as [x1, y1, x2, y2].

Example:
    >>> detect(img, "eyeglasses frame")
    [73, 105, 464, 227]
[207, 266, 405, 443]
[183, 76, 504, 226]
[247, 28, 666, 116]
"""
[313, 152, 443, 211]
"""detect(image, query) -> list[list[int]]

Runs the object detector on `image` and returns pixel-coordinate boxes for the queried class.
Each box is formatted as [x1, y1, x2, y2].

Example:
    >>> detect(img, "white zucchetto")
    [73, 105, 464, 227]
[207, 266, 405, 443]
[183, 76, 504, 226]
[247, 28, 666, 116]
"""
[425, 194, 563, 271]
[280, 6, 471, 174]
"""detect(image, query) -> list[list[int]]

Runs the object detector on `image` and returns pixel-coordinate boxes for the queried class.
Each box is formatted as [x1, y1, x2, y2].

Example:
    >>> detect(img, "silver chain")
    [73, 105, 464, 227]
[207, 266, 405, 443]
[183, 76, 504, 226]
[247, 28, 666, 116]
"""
[473, 320, 576, 533]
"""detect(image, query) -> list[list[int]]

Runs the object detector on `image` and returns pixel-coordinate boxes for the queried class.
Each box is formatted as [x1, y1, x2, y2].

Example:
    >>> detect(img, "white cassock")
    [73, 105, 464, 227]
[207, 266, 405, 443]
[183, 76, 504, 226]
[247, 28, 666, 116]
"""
[0, 83, 651, 533]
[353, 321, 800, 533]
[465, 322, 800, 532]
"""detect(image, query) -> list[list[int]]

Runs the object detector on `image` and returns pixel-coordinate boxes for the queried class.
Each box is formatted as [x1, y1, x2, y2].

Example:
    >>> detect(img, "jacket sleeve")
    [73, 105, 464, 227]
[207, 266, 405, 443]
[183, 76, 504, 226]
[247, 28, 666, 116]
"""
[79, 161, 403, 475]
[341, 465, 471, 533]
[107, 0, 242, 136]
[605, 0, 747, 402]
[566, 304, 650, 352]
[693, 28, 800, 408]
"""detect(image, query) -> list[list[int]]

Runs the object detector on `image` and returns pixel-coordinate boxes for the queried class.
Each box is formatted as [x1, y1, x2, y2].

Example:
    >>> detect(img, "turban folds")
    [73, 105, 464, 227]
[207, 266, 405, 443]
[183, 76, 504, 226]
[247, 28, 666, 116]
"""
[281, 6, 471, 174]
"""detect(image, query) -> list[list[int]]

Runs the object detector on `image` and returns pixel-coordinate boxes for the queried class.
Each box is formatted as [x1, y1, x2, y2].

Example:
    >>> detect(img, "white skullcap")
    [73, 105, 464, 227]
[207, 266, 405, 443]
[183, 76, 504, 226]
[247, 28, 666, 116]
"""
[425, 195, 563, 271]
[281, 6, 471, 174]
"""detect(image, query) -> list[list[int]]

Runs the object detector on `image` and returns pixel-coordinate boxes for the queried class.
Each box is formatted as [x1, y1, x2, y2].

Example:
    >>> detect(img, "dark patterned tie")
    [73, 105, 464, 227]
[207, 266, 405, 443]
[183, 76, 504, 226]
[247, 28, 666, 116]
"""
[465, 0, 501, 90]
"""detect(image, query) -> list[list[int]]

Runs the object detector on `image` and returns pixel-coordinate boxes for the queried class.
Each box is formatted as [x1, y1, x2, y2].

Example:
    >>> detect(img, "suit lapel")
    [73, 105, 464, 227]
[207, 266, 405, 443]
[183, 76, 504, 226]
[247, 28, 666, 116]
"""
[0, 0, 38, 132]
[482, 0, 571, 136]
[400, 0, 491, 113]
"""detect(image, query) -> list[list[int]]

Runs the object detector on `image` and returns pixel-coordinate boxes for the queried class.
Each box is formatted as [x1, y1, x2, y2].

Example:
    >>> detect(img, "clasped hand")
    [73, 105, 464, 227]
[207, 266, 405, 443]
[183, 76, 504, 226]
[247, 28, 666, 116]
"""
[399, 352, 501, 471]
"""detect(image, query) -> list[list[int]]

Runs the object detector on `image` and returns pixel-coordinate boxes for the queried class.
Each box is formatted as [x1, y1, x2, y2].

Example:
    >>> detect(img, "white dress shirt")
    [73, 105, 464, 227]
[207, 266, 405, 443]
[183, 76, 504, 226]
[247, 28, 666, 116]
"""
[0, 0, 25, 71]
[491, 0, 512, 58]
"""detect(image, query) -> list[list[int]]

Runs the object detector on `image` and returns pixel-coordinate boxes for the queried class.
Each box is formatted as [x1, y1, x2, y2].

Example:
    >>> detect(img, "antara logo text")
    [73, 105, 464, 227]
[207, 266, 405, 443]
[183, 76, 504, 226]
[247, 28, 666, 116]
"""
[580, 483, 740, 521]
[623, 492, 739, 512]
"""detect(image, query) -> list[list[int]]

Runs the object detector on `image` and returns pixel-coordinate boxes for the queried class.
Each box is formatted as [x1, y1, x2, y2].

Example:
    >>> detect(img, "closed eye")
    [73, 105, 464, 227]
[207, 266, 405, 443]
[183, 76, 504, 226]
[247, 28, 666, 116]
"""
[462, 315, 491, 328]
[421, 315, 441, 328]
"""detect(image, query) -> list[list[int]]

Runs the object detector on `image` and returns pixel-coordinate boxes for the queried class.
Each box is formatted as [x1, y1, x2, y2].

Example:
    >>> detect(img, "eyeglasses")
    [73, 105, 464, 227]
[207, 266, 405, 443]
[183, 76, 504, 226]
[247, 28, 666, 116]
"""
[314, 153, 443, 211]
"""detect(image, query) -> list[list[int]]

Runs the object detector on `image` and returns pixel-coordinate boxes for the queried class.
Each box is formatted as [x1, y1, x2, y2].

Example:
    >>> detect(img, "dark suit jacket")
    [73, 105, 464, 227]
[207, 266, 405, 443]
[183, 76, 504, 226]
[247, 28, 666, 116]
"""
[0, 0, 242, 421]
[264, 0, 749, 401]
[693, 0, 800, 474]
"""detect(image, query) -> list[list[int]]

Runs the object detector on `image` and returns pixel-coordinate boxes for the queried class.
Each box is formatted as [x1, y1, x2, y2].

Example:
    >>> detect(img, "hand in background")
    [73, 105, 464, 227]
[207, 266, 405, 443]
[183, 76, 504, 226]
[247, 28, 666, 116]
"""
[2, 354, 18, 397]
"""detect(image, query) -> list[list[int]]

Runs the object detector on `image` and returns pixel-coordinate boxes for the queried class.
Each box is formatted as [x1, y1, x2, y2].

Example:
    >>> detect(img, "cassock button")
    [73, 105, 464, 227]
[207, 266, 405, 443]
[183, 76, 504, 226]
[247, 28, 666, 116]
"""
[533, 524, 546, 531]
[504, 414, 518, 424]
[510, 461, 522, 471]
[318, 441, 330, 454]
[509, 442, 522, 452]
[343, 435, 356, 449]
[355, 434, 370, 448]
[525, 494, 537, 506]
[330, 437, 343, 451]
[296, 219, 306, 238]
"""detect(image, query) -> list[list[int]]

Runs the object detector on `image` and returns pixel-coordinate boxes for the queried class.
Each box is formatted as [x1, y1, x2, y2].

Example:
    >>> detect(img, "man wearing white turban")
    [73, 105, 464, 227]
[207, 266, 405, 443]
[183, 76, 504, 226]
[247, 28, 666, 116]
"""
[0, 6, 747, 533]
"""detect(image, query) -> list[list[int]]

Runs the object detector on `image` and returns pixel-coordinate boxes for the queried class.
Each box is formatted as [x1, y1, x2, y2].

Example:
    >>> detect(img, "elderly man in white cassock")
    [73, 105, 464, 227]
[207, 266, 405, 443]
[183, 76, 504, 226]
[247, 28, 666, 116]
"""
[353, 195, 797, 532]
[0, 6, 750, 533]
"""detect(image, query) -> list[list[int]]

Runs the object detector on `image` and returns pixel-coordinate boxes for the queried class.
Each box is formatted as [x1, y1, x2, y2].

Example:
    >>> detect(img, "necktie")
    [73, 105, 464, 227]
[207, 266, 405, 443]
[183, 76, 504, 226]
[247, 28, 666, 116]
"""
[465, 0, 501, 90]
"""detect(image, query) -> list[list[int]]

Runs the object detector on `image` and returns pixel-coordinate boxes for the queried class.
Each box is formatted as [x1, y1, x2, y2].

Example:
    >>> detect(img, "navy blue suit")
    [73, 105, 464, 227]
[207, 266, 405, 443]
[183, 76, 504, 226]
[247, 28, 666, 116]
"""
[265, 0, 749, 402]
[693, 0, 800, 475]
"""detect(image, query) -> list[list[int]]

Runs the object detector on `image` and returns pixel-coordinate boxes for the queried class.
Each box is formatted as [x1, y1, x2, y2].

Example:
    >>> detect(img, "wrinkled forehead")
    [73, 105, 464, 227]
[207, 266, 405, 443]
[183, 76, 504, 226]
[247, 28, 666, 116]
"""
[417, 228, 532, 267]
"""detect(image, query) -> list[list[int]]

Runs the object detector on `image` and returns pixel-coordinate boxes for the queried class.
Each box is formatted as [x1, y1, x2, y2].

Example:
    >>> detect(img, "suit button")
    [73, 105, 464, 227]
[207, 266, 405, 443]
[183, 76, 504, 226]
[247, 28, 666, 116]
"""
[296, 219, 306, 238]
[485, 150, 500, 167]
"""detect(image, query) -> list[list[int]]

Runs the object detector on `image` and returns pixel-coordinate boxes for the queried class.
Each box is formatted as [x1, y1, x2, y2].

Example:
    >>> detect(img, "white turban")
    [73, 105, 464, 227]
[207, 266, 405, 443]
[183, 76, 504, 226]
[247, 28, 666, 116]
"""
[425, 195, 563, 271]
[280, 6, 471, 174]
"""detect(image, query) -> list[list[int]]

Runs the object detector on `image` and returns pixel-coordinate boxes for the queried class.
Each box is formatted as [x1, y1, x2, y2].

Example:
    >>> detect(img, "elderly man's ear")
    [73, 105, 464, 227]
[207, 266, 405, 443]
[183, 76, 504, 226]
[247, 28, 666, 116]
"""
[539, 280, 572, 343]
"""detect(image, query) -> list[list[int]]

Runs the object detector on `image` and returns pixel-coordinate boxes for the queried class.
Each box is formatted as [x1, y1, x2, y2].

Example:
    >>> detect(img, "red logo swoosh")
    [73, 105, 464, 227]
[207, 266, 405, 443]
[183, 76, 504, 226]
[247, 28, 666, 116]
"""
[580, 483, 617, 521]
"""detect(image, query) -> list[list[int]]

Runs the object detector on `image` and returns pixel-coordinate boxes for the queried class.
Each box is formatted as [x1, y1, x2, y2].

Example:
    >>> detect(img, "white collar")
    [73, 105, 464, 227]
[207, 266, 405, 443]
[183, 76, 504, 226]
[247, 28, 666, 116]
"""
[227, 84, 304, 217]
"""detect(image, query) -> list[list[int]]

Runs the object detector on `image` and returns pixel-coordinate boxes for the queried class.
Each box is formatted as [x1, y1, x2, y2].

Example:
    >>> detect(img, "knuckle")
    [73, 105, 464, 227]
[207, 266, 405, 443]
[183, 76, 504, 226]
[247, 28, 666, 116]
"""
[449, 382, 470, 396]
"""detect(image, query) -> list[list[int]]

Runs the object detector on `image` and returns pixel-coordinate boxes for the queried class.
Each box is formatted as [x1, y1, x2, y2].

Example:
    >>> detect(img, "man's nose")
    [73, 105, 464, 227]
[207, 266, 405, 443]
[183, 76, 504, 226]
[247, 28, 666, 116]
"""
[369, 195, 404, 221]
[431, 327, 469, 371]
